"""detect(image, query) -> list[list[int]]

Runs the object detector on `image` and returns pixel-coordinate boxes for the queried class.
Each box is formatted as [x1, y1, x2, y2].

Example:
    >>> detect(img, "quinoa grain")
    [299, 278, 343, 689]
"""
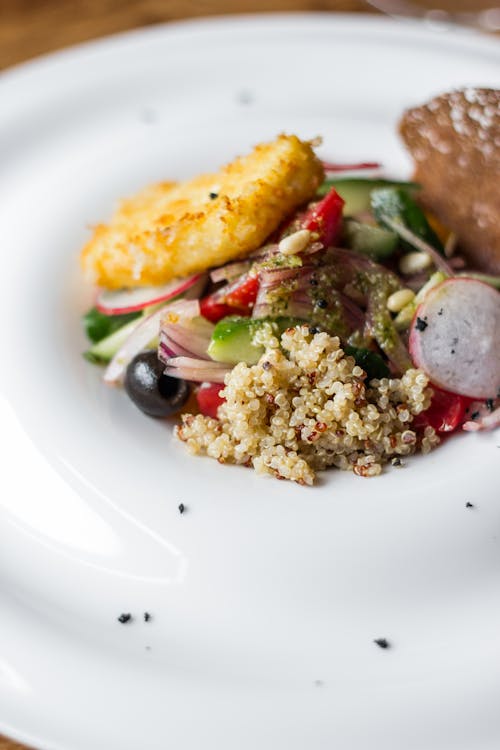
[175, 326, 438, 485]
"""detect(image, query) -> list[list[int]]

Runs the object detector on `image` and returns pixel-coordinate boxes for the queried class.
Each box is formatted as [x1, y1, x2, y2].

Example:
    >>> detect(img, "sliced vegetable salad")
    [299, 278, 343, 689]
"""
[82, 159, 500, 438]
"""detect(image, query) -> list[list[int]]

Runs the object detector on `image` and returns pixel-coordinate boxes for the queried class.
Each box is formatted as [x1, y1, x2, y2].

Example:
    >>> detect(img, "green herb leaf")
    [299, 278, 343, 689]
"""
[82, 307, 141, 344]
[344, 345, 390, 381]
[370, 187, 443, 254]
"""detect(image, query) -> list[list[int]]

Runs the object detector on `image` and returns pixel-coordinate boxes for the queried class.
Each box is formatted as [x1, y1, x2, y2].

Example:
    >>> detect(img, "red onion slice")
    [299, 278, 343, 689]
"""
[161, 327, 212, 359]
[463, 406, 500, 432]
[159, 337, 196, 361]
[160, 314, 214, 360]
[379, 215, 454, 277]
[165, 357, 231, 383]
[210, 261, 252, 283]
[104, 299, 199, 385]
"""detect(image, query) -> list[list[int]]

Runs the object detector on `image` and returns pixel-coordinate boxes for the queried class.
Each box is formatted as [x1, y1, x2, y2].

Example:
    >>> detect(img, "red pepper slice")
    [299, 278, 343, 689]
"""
[223, 274, 259, 310]
[196, 382, 225, 418]
[199, 297, 237, 323]
[302, 187, 345, 247]
[200, 274, 259, 323]
[202, 189, 344, 323]
[413, 385, 471, 434]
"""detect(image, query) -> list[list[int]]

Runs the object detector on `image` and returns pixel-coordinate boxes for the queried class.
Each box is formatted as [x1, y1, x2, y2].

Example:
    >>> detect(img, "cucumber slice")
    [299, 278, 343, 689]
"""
[208, 316, 301, 365]
[371, 187, 443, 253]
[317, 178, 419, 216]
[83, 318, 141, 364]
[343, 219, 398, 260]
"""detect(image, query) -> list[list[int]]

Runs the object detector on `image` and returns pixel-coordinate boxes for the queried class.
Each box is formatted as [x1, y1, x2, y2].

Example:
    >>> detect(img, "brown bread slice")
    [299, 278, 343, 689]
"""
[399, 88, 500, 273]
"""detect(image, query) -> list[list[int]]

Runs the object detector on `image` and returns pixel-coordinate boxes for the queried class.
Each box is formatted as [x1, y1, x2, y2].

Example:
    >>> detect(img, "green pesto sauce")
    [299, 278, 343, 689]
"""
[307, 271, 351, 338]
[359, 271, 401, 352]
[265, 278, 299, 314]
[309, 294, 351, 339]
[252, 253, 303, 273]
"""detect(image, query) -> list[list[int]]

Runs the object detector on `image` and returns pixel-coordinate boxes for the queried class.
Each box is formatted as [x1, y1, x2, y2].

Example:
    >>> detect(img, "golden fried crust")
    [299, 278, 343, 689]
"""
[400, 88, 500, 273]
[81, 134, 324, 289]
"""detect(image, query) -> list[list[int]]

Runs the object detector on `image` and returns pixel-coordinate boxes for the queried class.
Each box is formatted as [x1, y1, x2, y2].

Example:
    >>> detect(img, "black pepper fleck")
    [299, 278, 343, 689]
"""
[437, 308, 444, 316]
[118, 613, 132, 624]
[262, 361, 272, 371]
[415, 316, 428, 332]
[140, 108, 157, 123]
[451, 349, 455, 354]
[373, 638, 390, 649]
[209, 192, 218, 200]
[471, 411, 480, 421]
[144, 612, 152, 622]
[236, 90, 254, 105]
[486, 399, 494, 412]
[310, 278, 319, 286]
[316, 298, 328, 309]
[309, 326, 320, 335]
[465, 502, 475, 509]
[178, 503, 186, 514]
[391, 457, 403, 467]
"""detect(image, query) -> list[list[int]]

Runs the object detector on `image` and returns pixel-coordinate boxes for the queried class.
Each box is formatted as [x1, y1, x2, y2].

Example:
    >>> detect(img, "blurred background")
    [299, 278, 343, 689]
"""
[1, 0, 498, 70]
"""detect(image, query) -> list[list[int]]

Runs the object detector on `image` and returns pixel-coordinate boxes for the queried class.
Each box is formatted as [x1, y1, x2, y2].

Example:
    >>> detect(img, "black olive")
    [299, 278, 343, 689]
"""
[124, 351, 190, 418]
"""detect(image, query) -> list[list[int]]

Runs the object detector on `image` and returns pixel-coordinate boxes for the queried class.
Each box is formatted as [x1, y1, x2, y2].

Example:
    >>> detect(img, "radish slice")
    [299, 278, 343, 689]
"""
[96, 274, 206, 315]
[409, 278, 500, 399]
[321, 161, 381, 172]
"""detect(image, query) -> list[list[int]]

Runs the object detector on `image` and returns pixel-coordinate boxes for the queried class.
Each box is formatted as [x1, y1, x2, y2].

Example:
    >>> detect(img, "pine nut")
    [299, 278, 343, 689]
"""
[399, 251, 432, 275]
[387, 288, 415, 313]
[278, 229, 312, 256]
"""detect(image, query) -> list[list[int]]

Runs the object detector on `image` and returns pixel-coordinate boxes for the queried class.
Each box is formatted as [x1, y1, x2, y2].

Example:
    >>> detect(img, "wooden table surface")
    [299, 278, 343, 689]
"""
[0, 1, 495, 748]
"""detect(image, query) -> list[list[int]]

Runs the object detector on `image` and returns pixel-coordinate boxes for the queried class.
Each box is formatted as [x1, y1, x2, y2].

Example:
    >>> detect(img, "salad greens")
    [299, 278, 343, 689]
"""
[81, 174, 453, 382]
[344, 345, 390, 381]
[83, 307, 141, 345]
[371, 187, 444, 254]
[317, 177, 419, 215]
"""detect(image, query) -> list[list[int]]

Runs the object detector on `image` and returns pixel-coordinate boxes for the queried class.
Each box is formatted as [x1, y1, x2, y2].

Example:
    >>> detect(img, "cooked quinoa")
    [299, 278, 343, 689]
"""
[175, 325, 439, 485]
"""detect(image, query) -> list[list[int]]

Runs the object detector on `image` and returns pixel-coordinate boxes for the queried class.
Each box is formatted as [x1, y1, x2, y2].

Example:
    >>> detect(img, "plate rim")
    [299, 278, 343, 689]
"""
[1, 10, 499, 85]
[1, 12, 499, 750]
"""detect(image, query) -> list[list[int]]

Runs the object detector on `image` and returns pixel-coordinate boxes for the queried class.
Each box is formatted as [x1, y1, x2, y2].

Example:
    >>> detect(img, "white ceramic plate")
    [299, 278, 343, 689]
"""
[1, 14, 499, 750]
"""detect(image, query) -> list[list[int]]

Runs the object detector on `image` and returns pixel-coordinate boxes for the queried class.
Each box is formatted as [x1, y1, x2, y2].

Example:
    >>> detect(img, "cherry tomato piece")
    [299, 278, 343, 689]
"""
[200, 297, 237, 323]
[200, 274, 259, 323]
[196, 382, 225, 418]
[224, 274, 259, 310]
[414, 385, 471, 433]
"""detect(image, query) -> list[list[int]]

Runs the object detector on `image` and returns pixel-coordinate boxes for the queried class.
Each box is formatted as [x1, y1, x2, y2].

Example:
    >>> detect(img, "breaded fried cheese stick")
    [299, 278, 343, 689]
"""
[81, 134, 324, 289]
